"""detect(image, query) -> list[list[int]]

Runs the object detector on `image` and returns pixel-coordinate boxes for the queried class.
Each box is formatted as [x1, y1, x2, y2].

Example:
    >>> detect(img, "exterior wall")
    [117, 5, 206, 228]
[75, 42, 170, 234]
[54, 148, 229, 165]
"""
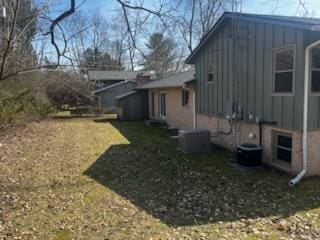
[304, 31, 320, 129]
[197, 113, 320, 176]
[194, 19, 307, 130]
[97, 81, 136, 108]
[117, 91, 148, 121]
[148, 87, 194, 130]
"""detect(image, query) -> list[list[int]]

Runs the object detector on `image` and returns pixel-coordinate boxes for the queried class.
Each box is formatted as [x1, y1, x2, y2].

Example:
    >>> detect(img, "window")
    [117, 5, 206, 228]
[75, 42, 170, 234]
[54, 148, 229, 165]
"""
[274, 132, 292, 163]
[182, 89, 190, 106]
[207, 63, 214, 83]
[272, 46, 295, 94]
[159, 92, 166, 117]
[311, 47, 320, 93]
[151, 92, 156, 117]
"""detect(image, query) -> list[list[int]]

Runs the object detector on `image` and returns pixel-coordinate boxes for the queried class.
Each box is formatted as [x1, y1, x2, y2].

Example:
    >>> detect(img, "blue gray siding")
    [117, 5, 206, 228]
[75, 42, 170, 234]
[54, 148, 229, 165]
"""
[194, 19, 314, 130]
[97, 82, 136, 108]
[117, 90, 148, 121]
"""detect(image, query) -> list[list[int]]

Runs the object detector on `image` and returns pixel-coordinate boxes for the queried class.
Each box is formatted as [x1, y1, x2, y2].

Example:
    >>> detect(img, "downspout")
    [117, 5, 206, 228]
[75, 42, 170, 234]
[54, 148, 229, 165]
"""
[193, 90, 197, 129]
[289, 39, 320, 186]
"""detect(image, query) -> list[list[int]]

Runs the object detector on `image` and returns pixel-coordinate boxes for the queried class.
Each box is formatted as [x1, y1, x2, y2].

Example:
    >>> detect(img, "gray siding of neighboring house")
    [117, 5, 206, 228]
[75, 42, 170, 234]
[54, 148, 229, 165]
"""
[97, 81, 137, 108]
[193, 18, 320, 130]
[117, 90, 148, 121]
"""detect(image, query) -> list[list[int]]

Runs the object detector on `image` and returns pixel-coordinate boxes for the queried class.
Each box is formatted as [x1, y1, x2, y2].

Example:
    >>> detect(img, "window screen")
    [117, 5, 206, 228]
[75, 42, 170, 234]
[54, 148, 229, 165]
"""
[275, 133, 292, 163]
[273, 47, 295, 94]
[311, 48, 320, 93]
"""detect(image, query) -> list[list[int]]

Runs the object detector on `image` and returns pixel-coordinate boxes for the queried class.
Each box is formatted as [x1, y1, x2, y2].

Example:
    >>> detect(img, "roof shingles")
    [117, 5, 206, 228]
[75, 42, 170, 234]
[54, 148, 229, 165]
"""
[138, 71, 195, 89]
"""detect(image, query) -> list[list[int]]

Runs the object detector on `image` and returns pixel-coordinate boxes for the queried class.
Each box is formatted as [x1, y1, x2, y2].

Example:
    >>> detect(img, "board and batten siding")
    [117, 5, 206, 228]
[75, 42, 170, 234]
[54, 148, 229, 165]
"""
[304, 31, 320, 129]
[194, 19, 307, 130]
[98, 81, 137, 108]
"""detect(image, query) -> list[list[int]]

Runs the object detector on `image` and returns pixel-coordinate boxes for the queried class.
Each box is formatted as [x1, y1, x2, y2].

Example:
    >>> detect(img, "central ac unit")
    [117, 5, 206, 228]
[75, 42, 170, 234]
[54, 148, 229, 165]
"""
[178, 129, 211, 153]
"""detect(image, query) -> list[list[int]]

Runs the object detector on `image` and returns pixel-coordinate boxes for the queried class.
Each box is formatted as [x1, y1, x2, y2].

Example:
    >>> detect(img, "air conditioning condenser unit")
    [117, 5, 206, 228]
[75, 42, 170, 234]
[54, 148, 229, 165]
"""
[178, 129, 211, 153]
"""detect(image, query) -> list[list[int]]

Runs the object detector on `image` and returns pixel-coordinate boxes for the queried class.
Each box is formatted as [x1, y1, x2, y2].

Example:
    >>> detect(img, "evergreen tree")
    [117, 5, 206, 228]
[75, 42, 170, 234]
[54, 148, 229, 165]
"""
[80, 47, 123, 73]
[143, 32, 176, 77]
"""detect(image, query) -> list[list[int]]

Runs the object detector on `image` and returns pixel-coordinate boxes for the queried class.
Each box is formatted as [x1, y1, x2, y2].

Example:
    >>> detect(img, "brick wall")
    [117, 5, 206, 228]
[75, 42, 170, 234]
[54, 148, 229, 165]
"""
[148, 87, 194, 130]
[197, 113, 320, 176]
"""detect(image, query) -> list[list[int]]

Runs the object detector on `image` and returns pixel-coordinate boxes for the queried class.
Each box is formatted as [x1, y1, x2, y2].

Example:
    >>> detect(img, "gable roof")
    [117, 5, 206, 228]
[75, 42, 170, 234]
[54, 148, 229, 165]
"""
[88, 70, 144, 81]
[138, 71, 195, 89]
[116, 90, 138, 100]
[186, 11, 320, 64]
[93, 80, 136, 94]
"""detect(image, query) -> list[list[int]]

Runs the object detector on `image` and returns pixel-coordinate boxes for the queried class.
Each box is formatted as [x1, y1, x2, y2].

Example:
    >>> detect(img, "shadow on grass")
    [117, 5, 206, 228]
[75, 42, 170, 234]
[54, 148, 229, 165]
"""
[84, 120, 320, 227]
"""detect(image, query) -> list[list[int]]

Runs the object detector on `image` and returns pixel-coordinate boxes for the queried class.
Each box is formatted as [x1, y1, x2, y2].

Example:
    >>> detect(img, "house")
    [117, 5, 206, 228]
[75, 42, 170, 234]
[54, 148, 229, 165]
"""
[88, 70, 145, 89]
[91, 71, 151, 110]
[138, 71, 196, 130]
[93, 80, 137, 110]
[185, 12, 320, 181]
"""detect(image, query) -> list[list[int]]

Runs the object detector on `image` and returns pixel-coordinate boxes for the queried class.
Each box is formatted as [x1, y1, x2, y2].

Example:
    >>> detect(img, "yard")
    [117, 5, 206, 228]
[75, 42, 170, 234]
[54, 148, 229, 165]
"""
[1, 117, 320, 240]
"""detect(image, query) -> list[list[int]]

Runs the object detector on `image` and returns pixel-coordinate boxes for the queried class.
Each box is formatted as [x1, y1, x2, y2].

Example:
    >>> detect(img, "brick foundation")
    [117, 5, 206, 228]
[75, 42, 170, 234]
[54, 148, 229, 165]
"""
[197, 113, 320, 176]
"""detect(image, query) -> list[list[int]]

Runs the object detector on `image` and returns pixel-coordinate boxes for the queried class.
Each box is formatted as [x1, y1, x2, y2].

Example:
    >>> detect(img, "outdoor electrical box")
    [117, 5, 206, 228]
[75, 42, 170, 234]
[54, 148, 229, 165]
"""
[178, 129, 211, 153]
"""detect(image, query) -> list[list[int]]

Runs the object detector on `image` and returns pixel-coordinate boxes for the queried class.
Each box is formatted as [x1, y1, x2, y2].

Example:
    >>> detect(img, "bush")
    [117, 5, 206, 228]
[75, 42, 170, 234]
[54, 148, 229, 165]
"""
[0, 89, 54, 128]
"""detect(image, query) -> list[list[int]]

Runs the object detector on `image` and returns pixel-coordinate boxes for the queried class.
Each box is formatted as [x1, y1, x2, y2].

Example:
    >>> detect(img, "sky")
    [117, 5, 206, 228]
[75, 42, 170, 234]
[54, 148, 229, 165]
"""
[74, 0, 320, 17]
[38, 0, 320, 66]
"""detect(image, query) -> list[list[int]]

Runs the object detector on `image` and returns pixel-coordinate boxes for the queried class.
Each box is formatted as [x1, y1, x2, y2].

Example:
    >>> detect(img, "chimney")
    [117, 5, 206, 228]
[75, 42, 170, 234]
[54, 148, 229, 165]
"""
[136, 72, 151, 86]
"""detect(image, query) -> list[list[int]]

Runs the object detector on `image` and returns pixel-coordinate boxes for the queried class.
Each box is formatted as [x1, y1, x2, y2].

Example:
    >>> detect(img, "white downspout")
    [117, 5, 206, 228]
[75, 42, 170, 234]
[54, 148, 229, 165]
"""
[289, 39, 320, 186]
[193, 90, 197, 129]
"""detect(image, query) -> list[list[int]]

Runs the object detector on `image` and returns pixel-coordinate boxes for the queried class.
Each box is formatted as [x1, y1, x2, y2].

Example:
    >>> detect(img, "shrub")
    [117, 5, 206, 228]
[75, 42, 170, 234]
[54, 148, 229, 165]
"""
[0, 89, 54, 128]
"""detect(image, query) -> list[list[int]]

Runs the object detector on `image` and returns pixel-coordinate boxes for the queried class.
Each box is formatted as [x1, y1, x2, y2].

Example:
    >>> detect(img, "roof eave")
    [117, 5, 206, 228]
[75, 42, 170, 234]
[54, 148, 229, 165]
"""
[185, 12, 319, 64]
[93, 80, 136, 94]
[138, 84, 183, 90]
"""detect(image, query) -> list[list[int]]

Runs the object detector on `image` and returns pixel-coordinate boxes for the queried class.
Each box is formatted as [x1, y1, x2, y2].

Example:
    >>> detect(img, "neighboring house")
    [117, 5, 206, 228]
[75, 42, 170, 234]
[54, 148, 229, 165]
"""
[185, 12, 320, 179]
[88, 70, 144, 89]
[93, 80, 137, 109]
[138, 71, 196, 130]
[91, 70, 152, 110]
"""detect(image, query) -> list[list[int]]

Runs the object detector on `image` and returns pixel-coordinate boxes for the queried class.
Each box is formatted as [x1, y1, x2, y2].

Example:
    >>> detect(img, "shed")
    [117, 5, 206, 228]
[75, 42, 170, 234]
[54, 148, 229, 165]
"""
[93, 80, 137, 109]
[116, 90, 148, 121]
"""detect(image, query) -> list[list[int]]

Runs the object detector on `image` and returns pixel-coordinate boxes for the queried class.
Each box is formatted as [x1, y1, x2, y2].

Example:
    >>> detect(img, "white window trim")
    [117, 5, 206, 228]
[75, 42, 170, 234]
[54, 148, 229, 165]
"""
[310, 47, 320, 95]
[273, 131, 293, 163]
[271, 44, 296, 97]
[159, 91, 166, 118]
[207, 62, 214, 84]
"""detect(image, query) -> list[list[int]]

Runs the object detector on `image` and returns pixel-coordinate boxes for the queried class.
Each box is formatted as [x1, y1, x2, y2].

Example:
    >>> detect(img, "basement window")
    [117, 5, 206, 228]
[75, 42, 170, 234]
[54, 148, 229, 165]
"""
[272, 46, 295, 94]
[182, 89, 190, 106]
[311, 48, 320, 93]
[274, 132, 292, 163]
[207, 63, 214, 83]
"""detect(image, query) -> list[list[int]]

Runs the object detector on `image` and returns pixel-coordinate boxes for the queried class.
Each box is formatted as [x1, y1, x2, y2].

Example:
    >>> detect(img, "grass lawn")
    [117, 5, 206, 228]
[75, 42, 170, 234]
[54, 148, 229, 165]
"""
[1, 117, 320, 239]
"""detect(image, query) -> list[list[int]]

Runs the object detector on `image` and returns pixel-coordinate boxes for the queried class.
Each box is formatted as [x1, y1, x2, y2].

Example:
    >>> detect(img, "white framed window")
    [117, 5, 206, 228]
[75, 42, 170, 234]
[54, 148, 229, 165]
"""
[272, 45, 295, 95]
[274, 132, 292, 163]
[311, 47, 320, 94]
[182, 89, 190, 106]
[159, 92, 166, 117]
[207, 63, 214, 83]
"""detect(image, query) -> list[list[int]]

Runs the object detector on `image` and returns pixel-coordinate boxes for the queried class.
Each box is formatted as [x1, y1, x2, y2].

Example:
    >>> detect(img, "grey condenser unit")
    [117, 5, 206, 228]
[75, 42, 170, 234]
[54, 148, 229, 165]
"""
[178, 129, 211, 153]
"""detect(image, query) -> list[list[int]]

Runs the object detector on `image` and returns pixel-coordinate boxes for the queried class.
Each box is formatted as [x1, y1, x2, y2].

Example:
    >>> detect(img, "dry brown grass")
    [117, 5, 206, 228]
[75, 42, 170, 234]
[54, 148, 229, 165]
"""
[0, 117, 320, 240]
